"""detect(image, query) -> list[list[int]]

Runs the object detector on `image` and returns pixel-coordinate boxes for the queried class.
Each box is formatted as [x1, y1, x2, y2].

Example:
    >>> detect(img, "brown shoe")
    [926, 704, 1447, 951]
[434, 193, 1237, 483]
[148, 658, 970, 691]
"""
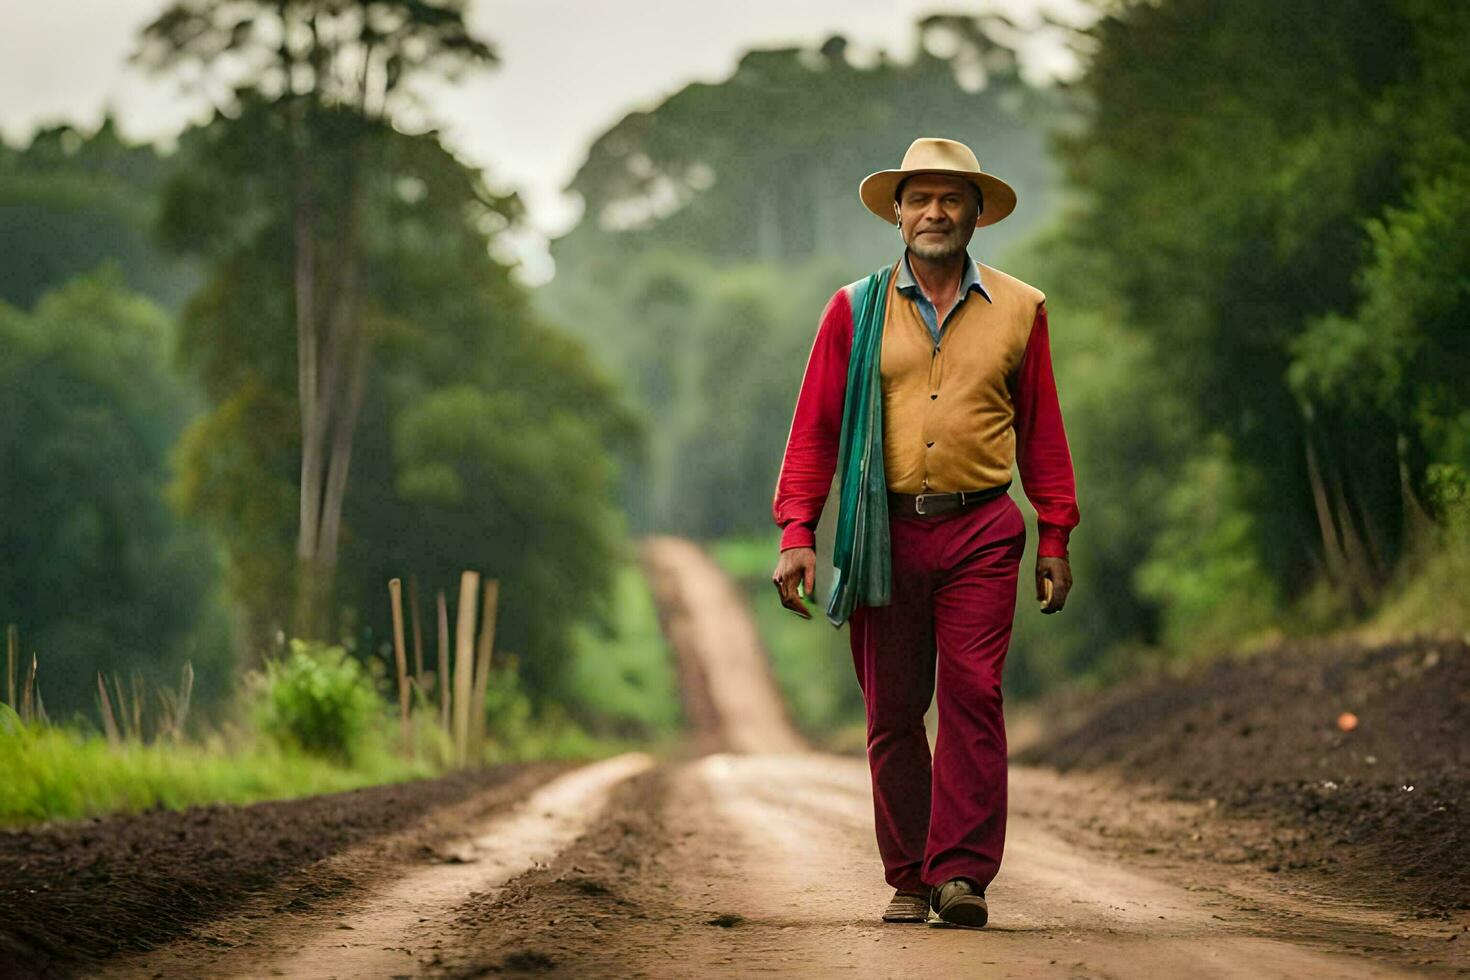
[930, 877, 988, 928]
[881, 889, 931, 923]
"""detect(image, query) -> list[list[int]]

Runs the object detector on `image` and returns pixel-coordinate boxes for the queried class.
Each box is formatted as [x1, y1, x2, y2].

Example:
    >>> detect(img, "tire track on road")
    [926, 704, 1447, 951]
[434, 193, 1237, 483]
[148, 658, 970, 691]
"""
[98, 754, 652, 979]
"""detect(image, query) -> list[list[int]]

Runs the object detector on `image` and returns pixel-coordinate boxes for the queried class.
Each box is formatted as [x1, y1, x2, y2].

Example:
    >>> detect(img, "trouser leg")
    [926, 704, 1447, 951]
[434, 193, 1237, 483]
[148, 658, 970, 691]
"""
[848, 519, 936, 893]
[922, 495, 1026, 890]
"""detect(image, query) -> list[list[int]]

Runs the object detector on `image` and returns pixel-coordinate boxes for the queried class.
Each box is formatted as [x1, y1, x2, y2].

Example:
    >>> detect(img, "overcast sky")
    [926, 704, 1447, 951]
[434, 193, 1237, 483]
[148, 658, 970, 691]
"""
[0, 0, 1087, 281]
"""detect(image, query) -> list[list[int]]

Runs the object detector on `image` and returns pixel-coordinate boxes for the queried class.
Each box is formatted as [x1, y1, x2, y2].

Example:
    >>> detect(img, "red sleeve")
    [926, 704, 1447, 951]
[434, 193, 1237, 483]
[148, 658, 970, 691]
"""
[1013, 303, 1080, 558]
[771, 287, 854, 550]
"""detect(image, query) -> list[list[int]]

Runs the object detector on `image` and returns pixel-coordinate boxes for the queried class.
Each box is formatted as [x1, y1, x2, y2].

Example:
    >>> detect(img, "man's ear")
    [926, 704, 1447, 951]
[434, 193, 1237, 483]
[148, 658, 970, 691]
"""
[892, 203, 902, 224]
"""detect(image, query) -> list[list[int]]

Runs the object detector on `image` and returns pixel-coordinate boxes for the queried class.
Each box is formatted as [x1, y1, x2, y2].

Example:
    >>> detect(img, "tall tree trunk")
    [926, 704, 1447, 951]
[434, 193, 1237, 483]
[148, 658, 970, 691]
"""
[1343, 468, 1387, 583]
[315, 321, 370, 579]
[1397, 430, 1435, 545]
[292, 138, 326, 640]
[1324, 450, 1377, 612]
[1304, 429, 1350, 589]
[1303, 406, 1383, 611]
[293, 148, 367, 640]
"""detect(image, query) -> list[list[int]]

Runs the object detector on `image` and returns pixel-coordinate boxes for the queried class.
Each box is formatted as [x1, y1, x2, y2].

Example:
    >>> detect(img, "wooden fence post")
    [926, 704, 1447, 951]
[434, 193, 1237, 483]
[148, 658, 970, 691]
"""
[471, 579, 500, 757]
[408, 575, 425, 690]
[436, 590, 451, 733]
[452, 571, 480, 764]
[388, 578, 411, 753]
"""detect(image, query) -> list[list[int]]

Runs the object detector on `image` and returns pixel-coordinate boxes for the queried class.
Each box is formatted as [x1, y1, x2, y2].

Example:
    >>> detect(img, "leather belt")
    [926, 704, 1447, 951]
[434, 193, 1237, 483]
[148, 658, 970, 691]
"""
[887, 480, 1011, 519]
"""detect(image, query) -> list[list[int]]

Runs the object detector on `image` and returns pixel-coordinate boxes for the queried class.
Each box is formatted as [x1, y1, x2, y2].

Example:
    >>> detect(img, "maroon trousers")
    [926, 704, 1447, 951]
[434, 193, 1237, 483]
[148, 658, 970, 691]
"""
[847, 491, 1026, 894]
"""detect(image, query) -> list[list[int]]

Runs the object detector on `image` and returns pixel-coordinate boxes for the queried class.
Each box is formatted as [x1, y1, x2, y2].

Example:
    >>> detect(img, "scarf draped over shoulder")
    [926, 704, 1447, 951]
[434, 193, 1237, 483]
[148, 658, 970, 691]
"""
[825, 264, 894, 627]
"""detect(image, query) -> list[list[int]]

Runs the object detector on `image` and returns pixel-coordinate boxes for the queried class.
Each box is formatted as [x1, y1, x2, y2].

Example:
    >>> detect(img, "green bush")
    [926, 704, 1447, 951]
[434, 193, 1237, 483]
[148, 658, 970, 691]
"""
[563, 563, 682, 738]
[1132, 438, 1282, 654]
[249, 640, 383, 764]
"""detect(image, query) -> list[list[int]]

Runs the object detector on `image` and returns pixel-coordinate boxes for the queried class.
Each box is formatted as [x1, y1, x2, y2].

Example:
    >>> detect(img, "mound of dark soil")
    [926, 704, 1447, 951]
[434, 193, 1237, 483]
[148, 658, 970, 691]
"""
[1018, 635, 1469, 916]
[0, 763, 549, 976]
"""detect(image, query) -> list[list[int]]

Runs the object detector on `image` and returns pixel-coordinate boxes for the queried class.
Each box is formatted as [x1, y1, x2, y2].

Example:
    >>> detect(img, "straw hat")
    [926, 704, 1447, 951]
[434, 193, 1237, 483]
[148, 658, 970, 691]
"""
[859, 137, 1017, 228]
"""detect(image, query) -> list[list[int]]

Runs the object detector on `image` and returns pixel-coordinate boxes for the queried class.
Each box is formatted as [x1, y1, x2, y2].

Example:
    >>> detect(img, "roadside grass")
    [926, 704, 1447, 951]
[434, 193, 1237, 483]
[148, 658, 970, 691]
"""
[707, 533, 865, 748]
[1370, 516, 1470, 639]
[0, 704, 438, 826]
[0, 558, 680, 826]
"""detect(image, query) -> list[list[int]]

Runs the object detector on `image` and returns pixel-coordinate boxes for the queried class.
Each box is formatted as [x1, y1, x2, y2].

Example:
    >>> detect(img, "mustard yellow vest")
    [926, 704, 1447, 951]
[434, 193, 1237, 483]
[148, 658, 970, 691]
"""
[879, 262, 1045, 494]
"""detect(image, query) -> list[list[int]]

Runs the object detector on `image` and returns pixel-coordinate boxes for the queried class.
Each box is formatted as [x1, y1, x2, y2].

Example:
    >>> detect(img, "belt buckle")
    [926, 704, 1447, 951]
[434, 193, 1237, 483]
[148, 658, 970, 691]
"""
[914, 493, 932, 515]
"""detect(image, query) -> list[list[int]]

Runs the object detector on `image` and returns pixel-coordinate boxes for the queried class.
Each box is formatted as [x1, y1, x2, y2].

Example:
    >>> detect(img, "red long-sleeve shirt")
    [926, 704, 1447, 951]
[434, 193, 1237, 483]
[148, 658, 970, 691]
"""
[772, 277, 1079, 557]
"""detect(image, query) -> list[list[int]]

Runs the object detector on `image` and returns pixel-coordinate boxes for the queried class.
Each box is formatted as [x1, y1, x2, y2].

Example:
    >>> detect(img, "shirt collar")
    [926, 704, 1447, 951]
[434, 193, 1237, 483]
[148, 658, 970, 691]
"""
[896, 250, 992, 305]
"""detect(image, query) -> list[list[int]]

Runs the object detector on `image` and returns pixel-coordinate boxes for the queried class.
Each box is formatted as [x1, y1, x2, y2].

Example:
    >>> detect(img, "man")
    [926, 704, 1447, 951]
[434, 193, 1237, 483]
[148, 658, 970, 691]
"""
[770, 137, 1080, 928]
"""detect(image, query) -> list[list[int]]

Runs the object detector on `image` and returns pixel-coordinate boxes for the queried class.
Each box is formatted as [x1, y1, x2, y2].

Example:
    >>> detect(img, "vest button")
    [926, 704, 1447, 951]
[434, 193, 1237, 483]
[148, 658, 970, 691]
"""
[930, 393, 938, 400]
[926, 441, 935, 448]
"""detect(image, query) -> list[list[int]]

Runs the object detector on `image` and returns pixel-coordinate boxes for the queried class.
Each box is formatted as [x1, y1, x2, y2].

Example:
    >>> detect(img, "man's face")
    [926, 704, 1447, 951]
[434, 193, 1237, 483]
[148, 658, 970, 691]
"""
[895, 174, 979, 261]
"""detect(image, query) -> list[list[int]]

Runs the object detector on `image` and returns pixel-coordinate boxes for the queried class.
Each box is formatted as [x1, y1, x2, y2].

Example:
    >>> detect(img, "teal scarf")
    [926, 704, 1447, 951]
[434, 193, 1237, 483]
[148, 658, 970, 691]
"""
[825, 265, 894, 627]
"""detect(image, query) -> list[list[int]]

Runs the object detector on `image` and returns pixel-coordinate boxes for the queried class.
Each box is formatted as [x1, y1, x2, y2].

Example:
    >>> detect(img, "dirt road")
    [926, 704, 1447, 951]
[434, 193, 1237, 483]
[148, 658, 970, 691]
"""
[91, 537, 1462, 978]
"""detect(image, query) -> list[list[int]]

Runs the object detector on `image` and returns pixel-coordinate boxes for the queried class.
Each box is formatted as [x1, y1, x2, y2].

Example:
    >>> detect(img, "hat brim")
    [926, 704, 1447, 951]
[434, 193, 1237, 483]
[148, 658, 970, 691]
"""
[859, 168, 1017, 228]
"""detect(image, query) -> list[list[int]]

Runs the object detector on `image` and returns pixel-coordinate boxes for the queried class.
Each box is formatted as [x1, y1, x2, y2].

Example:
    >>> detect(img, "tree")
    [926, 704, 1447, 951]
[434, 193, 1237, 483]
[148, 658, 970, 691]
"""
[135, 0, 498, 638]
[557, 18, 1060, 275]
[132, 83, 637, 704]
[0, 118, 199, 312]
[1055, 0, 1470, 613]
[0, 268, 228, 720]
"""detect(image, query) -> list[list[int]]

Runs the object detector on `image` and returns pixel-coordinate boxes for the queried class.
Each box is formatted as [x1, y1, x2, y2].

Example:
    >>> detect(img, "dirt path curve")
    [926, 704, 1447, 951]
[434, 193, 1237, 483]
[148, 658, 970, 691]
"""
[640, 535, 804, 755]
[101, 537, 1459, 978]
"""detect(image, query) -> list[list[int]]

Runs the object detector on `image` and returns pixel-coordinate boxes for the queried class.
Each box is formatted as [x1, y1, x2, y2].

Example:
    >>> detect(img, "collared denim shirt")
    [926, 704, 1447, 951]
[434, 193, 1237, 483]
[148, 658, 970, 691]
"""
[894, 250, 993, 346]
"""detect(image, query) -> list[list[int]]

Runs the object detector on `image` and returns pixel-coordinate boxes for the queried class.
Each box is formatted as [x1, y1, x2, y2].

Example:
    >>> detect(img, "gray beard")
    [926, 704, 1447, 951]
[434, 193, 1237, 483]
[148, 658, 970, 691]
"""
[906, 230, 967, 261]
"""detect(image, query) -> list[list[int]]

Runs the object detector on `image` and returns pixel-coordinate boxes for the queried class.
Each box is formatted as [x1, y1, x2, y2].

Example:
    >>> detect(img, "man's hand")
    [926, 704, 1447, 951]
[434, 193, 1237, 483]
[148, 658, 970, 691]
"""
[772, 547, 817, 619]
[1036, 556, 1072, 614]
